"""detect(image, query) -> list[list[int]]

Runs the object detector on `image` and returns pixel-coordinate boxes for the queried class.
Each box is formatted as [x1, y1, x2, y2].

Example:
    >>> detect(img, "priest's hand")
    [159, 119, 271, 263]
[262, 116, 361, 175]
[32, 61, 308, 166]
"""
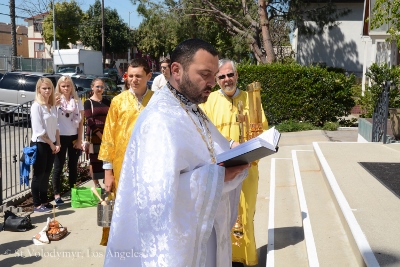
[231, 141, 240, 149]
[104, 169, 115, 192]
[223, 163, 250, 182]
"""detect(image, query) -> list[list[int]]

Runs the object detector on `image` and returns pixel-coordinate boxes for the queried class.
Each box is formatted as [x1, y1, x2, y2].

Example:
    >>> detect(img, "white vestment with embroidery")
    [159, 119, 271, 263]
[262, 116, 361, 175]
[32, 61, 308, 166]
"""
[104, 86, 247, 267]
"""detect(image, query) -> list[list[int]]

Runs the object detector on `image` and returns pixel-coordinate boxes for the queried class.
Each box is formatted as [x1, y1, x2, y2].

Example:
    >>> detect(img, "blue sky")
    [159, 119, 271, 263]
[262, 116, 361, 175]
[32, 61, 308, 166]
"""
[0, 0, 143, 29]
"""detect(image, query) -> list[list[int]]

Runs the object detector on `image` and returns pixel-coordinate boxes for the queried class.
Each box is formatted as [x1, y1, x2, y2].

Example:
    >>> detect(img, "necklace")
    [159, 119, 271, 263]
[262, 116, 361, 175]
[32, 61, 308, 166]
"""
[167, 83, 216, 163]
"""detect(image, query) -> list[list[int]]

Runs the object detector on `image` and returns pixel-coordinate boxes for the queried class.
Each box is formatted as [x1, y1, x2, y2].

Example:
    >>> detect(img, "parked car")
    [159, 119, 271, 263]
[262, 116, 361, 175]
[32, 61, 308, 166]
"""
[103, 68, 121, 85]
[0, 72, 62, 122]
[147, 72, 161, 90]
[72, 75, 122, 101]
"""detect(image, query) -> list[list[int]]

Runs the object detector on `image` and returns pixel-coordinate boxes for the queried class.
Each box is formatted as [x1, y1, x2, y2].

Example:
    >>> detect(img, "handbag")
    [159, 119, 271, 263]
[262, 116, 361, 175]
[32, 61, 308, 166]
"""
[2, 210, 33, 232]
[71, 186, 101, 208]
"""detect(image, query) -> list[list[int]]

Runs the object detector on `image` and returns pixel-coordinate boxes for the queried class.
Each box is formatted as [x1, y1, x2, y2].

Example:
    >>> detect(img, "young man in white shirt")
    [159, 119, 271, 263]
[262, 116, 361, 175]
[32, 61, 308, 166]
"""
[151, 58, 170, 91]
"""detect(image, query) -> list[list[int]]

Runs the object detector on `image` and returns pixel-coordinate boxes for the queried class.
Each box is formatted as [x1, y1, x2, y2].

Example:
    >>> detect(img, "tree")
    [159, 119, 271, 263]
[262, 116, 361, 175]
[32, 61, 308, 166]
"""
[132, 0, 249, 63]
[370, 0, 400, 47]
[42, 1, 84, 49]
[132, 0, 350, 64]
[79, 0, 133, 55]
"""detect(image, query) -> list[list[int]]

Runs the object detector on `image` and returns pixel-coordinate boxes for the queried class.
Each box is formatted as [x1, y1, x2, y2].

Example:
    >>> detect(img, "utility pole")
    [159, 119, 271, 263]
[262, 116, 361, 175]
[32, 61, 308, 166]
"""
[10, 0, 17, 71]
[101, 0, 105, 69]
[53, 0, 57, 50]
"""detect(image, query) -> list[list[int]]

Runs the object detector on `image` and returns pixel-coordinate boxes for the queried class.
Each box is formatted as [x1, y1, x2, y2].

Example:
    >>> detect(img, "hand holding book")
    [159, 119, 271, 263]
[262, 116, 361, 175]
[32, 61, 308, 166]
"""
[217, 127, 281, 167]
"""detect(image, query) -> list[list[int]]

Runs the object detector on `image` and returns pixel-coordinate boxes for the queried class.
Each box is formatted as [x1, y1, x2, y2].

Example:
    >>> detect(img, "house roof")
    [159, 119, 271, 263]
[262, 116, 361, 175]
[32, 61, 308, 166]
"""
[0, 22, 28, 35]
[24, 12, 48, 21]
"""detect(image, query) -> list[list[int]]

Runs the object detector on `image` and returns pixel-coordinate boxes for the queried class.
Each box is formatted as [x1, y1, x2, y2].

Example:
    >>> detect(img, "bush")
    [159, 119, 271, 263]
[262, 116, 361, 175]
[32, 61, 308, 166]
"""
[357, 63, 400, 117]
[236, 63, 355, 126]
[322, 121, 339, 131]
[275, 120, 318, 132]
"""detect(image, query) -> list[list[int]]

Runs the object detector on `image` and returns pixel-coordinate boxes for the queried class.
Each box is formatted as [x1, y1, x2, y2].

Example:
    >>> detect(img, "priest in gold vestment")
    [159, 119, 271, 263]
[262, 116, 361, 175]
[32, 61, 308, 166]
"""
[200, 59, 268, 266]
[98, 58, 154, 245]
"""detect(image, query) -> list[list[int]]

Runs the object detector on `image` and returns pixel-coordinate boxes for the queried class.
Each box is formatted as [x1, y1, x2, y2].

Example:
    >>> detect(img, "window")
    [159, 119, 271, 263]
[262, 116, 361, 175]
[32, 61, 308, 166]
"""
[34, 43, 45, 52]
[33, 20, 43, 33]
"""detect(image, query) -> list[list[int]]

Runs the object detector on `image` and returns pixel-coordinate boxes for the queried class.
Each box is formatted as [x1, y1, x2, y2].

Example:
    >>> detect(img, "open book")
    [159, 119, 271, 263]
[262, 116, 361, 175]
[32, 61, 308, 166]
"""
[216, 127, 281, 167]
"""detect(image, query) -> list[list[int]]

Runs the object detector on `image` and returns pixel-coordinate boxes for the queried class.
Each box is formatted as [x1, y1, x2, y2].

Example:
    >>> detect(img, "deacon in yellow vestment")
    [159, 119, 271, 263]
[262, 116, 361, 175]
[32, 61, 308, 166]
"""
[200, 59, 268, 266]
[98, 58, 154, 246]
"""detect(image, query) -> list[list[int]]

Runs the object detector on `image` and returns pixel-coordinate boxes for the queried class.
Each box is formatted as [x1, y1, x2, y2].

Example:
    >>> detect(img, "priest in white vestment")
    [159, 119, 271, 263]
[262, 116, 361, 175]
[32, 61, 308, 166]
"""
[104, 39, 250, 267]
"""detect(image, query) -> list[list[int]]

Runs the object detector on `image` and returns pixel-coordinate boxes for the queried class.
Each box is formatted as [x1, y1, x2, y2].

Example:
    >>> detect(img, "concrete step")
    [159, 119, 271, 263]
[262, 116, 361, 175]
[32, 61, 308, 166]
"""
[295, 150, 360, 266]
[263, 145, 361, 266]
[315, 142, 400, 266]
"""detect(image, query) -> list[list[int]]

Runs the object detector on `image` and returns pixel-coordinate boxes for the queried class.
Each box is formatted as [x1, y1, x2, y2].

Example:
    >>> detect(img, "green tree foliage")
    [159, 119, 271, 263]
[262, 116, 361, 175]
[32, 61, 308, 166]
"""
[131, 0, 349, 64]
[42, 0, 84, 49]
[370, 0, 400, 47]
[358, 63, 400, 117]
[79, 0, 133, 54]
[131, 0, 248, 64]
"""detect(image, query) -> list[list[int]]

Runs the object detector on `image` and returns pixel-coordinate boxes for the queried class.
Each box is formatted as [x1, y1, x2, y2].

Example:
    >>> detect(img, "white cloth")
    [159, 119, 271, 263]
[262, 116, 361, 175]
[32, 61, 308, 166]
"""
[104, 85, 247, 267]
[151, 74, 168, 91]
[57, 98, 83, 135]
[30, 102, 58, 143]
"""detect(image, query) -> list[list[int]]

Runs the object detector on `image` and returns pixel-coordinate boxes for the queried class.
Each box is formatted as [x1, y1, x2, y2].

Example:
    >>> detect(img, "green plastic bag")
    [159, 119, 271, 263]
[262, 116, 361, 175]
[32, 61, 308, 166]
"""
[71, 186, 101, 208]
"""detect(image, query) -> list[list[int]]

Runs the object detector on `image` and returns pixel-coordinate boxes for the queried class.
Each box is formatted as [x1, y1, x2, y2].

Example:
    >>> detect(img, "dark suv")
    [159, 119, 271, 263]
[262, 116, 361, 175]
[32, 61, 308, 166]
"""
[0, 72, 62, 122]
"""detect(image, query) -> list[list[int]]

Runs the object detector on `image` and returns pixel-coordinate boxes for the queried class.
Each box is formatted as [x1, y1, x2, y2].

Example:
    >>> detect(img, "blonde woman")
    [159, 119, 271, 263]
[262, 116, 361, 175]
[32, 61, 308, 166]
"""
[31, 78, 61, 212]
[52, 75, 84, 205]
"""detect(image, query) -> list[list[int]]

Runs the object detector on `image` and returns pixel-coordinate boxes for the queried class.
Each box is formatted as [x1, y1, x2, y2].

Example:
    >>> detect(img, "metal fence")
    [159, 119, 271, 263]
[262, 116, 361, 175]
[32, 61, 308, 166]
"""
[0, 92, 90, 204]
[0, 56, 53, 73]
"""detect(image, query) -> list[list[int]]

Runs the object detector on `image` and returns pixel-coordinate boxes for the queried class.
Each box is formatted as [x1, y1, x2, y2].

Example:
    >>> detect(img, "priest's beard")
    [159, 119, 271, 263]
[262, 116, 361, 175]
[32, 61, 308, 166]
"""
[222, 85, 236, 96]
[178, 72, 212, 104]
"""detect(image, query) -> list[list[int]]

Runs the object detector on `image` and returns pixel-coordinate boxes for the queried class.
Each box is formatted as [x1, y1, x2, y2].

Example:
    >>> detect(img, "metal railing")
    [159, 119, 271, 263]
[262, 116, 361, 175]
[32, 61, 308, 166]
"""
[372, 82, 391, 143]
[0, 91, 91, 204]
[0, 56, 53, 73]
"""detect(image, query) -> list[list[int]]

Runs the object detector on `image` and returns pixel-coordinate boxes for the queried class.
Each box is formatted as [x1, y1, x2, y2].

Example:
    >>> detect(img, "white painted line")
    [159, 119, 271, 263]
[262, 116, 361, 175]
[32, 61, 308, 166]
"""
[313, 142, 379, 266]
[266, 158, 276, 267]
[292, 150, 320, 267]
[266, 158, 291, 267]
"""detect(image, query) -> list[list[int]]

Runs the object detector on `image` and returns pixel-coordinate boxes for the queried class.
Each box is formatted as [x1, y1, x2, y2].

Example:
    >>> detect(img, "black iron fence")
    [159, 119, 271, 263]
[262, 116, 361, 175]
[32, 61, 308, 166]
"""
[372, 82, 391, 143]
[0, 92, 91, 204]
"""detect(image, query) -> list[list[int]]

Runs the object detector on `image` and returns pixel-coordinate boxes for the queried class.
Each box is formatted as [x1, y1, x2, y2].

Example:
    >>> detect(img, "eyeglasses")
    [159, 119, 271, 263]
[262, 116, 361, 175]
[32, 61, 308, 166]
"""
[217, 73, 235, 80]
[161, 66, 168, 70]
[95, 86, 104, 89]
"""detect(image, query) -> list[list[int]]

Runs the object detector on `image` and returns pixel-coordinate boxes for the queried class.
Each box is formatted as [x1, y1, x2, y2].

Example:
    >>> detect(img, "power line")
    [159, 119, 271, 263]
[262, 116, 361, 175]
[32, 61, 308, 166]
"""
[0, 3, 33, 13]
[0, 12, 28, 20]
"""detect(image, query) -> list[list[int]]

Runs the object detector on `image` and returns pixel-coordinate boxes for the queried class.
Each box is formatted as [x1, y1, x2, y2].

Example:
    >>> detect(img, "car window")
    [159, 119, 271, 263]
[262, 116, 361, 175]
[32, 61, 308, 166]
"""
[0, 74, 20, 90]
[21, 76, 40, 92]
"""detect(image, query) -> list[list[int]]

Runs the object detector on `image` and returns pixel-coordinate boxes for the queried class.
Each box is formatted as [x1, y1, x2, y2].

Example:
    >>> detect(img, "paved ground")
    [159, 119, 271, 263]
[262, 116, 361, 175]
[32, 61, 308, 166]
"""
[0, 128, 360, 267]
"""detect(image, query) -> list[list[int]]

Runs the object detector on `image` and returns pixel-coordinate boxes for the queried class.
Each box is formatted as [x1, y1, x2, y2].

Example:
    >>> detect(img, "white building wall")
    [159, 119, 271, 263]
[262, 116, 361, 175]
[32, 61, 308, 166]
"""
[295, 3, 364, 76]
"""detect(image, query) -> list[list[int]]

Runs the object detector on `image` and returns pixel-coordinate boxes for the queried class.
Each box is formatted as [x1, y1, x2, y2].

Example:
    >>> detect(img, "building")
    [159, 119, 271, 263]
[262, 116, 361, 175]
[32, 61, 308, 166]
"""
[0, 22, 29, 57]
[24, 13, 52, 59]
[292, 0, 365, 77]
[361, 0, 399, 93]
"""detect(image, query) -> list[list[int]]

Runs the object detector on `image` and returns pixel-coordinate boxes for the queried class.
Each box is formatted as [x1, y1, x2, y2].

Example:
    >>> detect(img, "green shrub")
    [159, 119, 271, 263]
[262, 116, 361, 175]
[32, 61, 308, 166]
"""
[358, 63, 400, 117]
[275, 120, 318, 132]
[322, 121, 339, 131]
[236, 63, 355, 126]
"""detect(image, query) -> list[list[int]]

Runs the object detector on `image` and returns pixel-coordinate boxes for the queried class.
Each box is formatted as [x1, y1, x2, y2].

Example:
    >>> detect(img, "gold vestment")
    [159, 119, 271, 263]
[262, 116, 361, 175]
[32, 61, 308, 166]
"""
[98, 89, 154, 245]
[200, 89, 268, 265]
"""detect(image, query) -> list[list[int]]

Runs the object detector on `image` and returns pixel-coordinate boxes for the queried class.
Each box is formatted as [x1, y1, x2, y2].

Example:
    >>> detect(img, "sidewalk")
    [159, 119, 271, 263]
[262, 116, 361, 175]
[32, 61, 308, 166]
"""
[0, 179, 106, 267]
[0, 128, 361, 266]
